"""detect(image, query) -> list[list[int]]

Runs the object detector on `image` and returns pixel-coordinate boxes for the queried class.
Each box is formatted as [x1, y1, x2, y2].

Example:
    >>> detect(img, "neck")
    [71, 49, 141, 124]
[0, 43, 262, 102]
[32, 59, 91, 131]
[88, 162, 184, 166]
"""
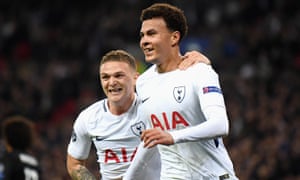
[156, 52, 182, 73]
[4, 141, 13, 152]
[108, 94, 135, 115]
[157, 46, 182, 73]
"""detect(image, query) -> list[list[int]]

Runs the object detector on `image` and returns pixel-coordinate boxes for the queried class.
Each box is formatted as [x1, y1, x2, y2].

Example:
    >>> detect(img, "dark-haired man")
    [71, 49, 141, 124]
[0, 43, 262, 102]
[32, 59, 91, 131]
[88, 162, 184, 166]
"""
[0, 115, 41, 180]
[136, 3, 238, 180]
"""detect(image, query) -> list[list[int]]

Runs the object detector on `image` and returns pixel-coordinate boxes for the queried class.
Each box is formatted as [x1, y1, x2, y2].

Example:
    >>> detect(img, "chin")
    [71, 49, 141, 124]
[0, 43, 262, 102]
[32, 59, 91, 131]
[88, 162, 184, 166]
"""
[108, 94, 122, 101]
[145, 57, 158, 64]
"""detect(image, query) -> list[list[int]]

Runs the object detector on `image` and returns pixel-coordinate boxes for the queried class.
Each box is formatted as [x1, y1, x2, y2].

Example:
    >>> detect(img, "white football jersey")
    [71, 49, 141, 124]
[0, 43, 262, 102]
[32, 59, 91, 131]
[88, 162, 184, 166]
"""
[67, 94, 147, 180]
[136, 63, 238, 180]
[123, 141, 161, 180]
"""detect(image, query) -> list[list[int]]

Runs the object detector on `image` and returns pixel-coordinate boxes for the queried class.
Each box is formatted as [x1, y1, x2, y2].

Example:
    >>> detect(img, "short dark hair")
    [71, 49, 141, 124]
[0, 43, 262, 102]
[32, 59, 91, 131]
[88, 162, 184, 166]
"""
[100, 49, 137, 71]
[2, 115, 34, 151]
[140, 3, 188, 42]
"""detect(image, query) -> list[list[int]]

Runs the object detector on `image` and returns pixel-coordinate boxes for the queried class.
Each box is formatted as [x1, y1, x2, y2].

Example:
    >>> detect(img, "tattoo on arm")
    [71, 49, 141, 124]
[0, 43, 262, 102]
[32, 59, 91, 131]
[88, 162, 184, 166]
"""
[70, 165, 97, 180]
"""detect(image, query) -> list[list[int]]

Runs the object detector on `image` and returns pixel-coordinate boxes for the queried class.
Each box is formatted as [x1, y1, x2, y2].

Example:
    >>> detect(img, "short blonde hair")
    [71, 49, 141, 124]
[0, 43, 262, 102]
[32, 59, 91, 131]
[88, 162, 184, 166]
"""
[100, 50, 137, 71]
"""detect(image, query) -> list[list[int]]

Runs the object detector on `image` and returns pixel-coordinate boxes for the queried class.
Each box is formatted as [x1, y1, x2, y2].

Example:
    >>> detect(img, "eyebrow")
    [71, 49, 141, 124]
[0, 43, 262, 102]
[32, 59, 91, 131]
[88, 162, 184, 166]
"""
[140, 28, 157, 36]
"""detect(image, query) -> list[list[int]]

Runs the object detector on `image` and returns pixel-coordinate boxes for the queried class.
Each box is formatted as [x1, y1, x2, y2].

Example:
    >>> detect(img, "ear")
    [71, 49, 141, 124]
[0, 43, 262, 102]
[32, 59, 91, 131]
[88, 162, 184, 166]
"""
[133, 72, 139, 88]
[134, 72, 140, 80]
[171, 31, 180, 46]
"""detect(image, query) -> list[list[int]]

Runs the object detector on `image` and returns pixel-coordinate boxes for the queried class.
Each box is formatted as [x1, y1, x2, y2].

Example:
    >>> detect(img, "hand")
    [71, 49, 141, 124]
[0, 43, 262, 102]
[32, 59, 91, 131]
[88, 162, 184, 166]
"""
[178, 50, 211, 70]
[141, 128, 174, 148]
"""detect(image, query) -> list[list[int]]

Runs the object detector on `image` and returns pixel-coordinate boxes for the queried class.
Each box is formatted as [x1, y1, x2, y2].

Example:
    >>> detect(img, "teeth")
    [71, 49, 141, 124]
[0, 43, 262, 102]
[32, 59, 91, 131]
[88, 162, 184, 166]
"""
[109, 88, 121, 93]
[144, 48, 152, 53]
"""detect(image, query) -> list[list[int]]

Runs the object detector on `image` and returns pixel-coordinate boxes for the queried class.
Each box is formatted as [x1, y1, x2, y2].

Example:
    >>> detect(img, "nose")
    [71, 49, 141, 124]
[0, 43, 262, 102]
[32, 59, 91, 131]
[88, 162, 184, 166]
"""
[108, 77, 117, 85]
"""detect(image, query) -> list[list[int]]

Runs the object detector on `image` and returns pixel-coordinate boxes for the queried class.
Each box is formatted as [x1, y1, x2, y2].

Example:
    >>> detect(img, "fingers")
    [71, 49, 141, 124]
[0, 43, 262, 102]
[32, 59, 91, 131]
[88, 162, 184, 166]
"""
[179, 54, 194, 70]
[141, 129, 159, 148]
[179, 51, 212, 70]
[141, 129, 174, 148]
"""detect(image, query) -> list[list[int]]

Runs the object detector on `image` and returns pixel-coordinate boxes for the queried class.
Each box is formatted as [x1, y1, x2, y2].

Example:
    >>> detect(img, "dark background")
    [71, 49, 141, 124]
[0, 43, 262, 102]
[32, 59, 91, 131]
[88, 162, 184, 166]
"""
[0, 0, 299, 179]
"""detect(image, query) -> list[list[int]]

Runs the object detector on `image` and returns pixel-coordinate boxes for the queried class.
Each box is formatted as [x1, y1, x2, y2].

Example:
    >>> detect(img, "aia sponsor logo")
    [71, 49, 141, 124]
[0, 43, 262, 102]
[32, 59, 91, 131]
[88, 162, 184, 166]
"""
[151, 111, 189, 130]
[104, 147, 137, 163]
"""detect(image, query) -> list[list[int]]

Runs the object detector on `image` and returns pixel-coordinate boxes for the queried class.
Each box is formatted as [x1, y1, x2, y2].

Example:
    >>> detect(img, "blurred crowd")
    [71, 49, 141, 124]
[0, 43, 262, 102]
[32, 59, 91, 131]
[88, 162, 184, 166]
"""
[0, 0, 299, 179]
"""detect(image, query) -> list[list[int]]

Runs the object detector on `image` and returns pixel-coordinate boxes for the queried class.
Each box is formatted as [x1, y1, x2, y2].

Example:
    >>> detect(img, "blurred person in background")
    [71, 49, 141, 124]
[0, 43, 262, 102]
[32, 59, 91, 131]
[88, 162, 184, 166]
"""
[66, 49, 211, 180]
[0, 115, 41, 180]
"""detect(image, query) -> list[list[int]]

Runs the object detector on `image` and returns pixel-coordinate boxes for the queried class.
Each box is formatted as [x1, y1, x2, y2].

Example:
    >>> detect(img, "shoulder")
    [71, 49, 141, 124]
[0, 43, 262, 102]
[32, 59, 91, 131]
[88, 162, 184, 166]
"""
[137, 65, 156, 83]
[18, 153, 39, 167]
[75, 99, 106, 125]
[136, 65, 158, 95]
[78, 99, 105, 117]
[186, 63, 218, 78]
[189, 63, 216, 73]
[1, 151, 22, 165]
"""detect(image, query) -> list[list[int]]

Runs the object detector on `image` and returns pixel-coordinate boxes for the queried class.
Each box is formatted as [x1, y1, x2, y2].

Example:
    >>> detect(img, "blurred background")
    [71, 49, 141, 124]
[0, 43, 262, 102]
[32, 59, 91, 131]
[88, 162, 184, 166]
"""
[0, 0, 299, 179]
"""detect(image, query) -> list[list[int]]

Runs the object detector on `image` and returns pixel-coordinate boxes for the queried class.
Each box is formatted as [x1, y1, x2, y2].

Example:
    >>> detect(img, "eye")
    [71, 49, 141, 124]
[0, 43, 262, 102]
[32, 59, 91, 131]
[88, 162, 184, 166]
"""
[147, 30, 156, 36]
[115, 73, 125, 78]
[140, 32, 144, 38]
[101, 75, 109, 81]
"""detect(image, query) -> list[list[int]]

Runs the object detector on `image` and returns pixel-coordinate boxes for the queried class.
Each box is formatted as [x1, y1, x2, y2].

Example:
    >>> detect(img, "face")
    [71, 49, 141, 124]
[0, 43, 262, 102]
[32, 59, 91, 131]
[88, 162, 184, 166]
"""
[140, 18, 174, 64]
[100, 61, 137, 106]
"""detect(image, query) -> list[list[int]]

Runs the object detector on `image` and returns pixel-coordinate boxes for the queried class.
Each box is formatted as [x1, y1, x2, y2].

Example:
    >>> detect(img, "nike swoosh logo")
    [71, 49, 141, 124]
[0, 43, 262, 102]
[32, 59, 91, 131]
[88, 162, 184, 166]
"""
[93, 136, 104, 141]
[142, 97, 150, 103]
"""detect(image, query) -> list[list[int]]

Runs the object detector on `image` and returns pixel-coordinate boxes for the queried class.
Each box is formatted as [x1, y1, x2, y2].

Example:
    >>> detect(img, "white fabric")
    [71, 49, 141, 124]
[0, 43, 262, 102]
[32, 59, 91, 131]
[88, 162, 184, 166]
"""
[67, 94, 147, 180]
[123, 141, 161, 180]
[136, 63, 238, 180]
[170, 105, 228, 143]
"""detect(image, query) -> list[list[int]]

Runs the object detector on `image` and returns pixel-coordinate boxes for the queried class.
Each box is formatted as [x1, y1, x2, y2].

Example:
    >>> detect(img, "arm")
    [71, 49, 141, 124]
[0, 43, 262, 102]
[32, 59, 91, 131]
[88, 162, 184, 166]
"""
[142, 65, 228, 148]
[142, 107, 228, 148]
[67, 154, 96, 180]
[170, 105, 229, 144]
[67, 111, 94, 179]
[123, 141, 161, 180]
[178, 50, 211, 70]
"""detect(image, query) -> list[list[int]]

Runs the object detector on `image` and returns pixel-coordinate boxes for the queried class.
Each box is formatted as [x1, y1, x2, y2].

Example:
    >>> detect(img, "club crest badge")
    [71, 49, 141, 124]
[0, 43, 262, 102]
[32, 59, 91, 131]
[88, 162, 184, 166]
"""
[71, 130, 77, 142]
[131, 121, 146, 136]
[173, 86, 185, 103]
